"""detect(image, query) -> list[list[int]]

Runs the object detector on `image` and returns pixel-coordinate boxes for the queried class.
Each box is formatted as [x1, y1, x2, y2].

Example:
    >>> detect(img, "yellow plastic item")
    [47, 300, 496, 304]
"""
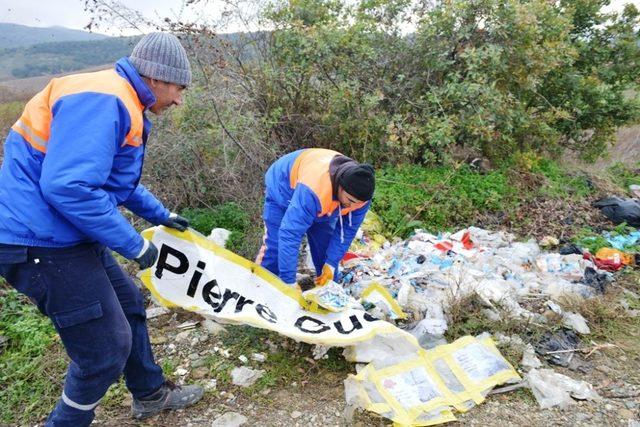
[595, 247, 635, 265]
[360, 283, 407, 320]
[362, 210, 385, 235]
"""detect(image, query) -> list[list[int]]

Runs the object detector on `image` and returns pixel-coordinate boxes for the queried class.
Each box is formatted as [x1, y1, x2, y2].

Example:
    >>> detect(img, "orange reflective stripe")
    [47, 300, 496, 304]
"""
[47, 69, 144, 147]
[13, 83, 54, 151]
[13, 68, 144, 152]
[18, 115, 50, 142]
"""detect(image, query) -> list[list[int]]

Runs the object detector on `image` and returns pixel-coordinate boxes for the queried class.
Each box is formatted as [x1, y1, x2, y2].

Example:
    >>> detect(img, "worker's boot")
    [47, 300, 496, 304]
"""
[131, 380, 204, 420]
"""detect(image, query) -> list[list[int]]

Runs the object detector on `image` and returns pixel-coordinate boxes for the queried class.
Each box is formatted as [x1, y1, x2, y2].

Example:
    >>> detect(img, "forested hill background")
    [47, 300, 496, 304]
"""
[0, 24, 138, 81]
[0, 25, 250, 81]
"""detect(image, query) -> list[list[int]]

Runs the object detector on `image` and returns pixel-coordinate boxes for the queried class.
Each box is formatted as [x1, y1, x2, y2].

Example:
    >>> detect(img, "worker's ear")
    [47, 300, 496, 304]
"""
[142, 76, 159, 90]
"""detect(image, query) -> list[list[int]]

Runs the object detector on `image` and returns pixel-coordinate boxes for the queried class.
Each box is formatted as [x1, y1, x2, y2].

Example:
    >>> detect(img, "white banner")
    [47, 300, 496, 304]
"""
[140, 226, 402, 346]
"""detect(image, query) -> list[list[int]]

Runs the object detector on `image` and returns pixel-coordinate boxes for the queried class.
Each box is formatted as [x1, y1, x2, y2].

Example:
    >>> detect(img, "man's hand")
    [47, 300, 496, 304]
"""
[134, 239, 159, 269]
[161, 213, 190, 232]
[314, 264, 335, 287]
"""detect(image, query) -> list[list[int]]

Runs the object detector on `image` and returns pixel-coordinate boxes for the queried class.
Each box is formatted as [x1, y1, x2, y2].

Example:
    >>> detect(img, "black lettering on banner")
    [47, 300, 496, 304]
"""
[155, 244, 189, 279]
[334, 315, 363, 335]
[213, 288, 240, 313]
[363, 312, 381, 322]
[202, 280, 222, 309]
[187, 261, 207, 297]
[294, 316, 330, 334]
[256, 304, 278, 323]
[235, 295, 255, 313]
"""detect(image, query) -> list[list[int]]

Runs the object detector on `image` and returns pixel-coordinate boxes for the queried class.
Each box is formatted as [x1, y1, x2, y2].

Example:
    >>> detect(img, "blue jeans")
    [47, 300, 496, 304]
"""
[0, 243, 164, 427]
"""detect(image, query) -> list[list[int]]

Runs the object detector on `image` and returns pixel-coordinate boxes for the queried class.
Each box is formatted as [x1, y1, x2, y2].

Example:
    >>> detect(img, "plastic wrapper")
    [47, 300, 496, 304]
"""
[526, 368, 600, 409]
[360, 282, 406, 320]
[302, 281, 354, 312]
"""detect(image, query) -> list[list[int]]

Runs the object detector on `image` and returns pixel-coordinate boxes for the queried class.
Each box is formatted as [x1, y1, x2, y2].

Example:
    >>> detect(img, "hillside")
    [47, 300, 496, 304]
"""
[0, 23, 108, 49]
[0, 36, 141, 81]
[0, 30, 255, 82]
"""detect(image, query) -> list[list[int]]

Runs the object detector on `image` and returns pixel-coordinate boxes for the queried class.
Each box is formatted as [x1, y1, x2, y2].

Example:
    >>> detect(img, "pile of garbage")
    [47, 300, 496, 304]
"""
[308, 212, 637, 413]
[204, 215, 635, 416]
[332, 213, 616, 343]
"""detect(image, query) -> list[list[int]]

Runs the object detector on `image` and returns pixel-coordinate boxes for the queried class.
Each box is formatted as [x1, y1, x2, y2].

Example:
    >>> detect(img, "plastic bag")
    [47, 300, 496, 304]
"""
[360, 283, 407, 320]
[595, 247, 635, 266]
[344, 335, 520, 425]
[526, 368, 600, 409]
[302, 281, 354, 312]
[593, 197, 640, 227]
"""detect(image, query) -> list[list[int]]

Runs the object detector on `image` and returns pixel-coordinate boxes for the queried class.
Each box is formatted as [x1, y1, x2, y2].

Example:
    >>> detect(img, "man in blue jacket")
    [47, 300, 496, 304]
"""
[0, 33, 203, 425]
[256, 148, 375, 288]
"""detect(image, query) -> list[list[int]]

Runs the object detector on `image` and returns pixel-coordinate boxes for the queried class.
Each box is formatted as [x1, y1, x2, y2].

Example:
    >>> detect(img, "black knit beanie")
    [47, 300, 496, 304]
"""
[339, 164, 375, 201]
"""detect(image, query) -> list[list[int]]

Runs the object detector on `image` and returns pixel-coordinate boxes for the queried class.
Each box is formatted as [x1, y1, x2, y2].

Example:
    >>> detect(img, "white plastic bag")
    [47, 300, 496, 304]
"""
[526, 368, 600, 409]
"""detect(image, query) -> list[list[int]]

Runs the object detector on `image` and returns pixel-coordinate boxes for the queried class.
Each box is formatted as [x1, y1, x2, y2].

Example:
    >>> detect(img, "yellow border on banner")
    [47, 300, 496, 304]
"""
[360, 282, 407, 320]
[138, 268, 179, 308]
[425, 336, 520, 406]
[352, 362, 458, 426]
[142, 226, 330, 313]
[370, 357, 456, 421]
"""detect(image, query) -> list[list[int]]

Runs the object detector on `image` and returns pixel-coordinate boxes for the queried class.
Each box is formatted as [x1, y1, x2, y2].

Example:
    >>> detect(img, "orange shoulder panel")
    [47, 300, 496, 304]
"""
[11, 69, 144, 152]
[289, 148, 341, 216]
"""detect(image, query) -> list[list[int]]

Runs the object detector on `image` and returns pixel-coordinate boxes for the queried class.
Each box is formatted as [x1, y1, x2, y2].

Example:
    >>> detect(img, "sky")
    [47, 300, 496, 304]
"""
[0, 0, 248, 35]
[0, 0, 638, 36]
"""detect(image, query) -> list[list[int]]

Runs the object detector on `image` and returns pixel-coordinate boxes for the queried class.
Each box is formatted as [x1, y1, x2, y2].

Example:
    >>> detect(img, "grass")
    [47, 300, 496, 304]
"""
[373, 155, 596, 238]
[607, 161, 640, 190]
[0, 100, 24, 135]
[0, 285, 67, 425]
[374, 164, 520, 236]
[562, 270, 640, 358]
[574, 223, 640, 254]
[527, 157, 593, 199]
[209, 325, 352, 398]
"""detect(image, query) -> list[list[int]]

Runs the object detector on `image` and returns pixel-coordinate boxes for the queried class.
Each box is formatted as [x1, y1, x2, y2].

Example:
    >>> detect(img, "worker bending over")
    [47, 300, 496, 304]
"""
[257, 148, 375, 288]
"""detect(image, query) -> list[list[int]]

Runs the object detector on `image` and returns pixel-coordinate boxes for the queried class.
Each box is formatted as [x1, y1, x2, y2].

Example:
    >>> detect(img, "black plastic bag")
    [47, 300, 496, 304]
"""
[593, 197, 640, 227]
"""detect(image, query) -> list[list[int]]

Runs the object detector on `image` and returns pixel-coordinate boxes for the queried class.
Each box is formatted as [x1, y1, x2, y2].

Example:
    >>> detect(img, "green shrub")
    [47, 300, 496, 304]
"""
[181, 202, 250, 253]
[510, 151, 593, 198]
[256, 0, 640, 164]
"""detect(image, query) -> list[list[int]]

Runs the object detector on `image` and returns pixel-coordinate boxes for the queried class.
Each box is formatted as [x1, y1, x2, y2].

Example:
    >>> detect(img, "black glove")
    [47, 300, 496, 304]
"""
[161, 213, 190, 232]
[134, 239, 159, 269]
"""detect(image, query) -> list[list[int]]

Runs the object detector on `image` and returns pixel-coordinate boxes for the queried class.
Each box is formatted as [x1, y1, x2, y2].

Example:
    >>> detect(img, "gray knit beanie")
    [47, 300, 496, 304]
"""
[130, 32, 192, 87]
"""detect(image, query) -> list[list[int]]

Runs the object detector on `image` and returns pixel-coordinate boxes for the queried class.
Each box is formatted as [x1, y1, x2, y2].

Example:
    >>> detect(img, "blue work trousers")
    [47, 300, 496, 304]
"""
[257, 199, 340, 282]
[0, 242, 164, 427]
